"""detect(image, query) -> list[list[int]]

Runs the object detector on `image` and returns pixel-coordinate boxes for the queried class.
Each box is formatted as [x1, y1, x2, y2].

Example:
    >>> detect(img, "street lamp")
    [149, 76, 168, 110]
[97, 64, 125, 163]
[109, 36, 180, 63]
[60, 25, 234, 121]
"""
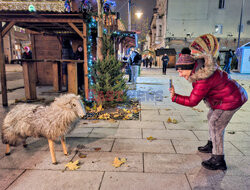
[135, 11, 143, 19]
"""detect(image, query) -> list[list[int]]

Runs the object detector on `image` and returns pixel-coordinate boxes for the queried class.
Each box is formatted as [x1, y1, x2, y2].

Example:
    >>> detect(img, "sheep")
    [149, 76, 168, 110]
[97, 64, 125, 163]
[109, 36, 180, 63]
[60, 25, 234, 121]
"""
[1, 93, 86, 164]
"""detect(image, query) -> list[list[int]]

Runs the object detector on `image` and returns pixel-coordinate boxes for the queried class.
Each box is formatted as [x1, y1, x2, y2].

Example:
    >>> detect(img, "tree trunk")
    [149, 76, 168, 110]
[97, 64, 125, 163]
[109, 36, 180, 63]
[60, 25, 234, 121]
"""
[97, 0, 104, 61]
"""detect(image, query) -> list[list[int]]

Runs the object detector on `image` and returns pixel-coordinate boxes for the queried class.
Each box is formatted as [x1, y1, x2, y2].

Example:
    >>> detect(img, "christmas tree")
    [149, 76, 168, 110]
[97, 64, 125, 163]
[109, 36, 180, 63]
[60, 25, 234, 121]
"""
[90, 34, 128, 106]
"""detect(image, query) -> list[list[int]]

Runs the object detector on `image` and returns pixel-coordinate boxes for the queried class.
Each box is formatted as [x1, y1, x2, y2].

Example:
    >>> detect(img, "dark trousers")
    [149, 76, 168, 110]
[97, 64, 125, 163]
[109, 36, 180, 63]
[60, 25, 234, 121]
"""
[163, 63, 167, 74]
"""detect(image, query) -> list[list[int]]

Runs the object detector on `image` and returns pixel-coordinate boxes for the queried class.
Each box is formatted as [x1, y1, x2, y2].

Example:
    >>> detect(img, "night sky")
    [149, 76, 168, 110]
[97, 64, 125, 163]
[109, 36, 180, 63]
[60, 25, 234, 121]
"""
[114, 0, 156, 28]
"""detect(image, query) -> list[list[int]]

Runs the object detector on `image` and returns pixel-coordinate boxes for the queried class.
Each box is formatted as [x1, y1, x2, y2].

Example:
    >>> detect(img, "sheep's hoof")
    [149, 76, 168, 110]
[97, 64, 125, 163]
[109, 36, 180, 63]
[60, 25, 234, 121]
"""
[52, 162, 58, 165]
[5, 152, 11, 156]
[64, 153, 68, 156]
[23, 144, 28, 148]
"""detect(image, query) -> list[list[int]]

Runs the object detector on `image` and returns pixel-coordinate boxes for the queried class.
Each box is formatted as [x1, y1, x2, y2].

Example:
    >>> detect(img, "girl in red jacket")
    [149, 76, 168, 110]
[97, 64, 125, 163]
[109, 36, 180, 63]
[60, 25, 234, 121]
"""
[170, 54, 248, 170]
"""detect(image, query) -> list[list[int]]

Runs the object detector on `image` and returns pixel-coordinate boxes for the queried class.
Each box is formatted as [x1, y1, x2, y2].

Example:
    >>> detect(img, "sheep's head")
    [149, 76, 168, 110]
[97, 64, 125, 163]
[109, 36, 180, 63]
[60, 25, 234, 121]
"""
[53, 94, 86, 118]
[70, 97, 86, 118]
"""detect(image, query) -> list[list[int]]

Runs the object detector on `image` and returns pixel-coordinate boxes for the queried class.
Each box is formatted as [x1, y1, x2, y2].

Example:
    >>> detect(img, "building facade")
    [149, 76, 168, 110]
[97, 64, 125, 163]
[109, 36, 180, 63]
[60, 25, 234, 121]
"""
[165, 0, 250, 51]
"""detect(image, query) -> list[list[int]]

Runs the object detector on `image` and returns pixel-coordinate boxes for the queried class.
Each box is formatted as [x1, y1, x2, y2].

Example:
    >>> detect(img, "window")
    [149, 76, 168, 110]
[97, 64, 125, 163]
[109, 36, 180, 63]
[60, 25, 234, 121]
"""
[159, 25, 162, 37]
[215, 24, 223, 34]
[219, 0, 225, 9]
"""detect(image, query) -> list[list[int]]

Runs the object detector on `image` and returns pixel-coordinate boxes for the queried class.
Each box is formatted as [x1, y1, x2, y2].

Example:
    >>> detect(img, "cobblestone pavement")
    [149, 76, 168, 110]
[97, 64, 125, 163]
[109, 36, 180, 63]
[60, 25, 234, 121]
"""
[0, 68, 250, 190]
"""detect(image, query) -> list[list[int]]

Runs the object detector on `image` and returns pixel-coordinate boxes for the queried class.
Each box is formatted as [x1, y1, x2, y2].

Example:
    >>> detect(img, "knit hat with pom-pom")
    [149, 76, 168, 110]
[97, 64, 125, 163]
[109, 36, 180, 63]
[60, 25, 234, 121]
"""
[176, 54, 195, 70]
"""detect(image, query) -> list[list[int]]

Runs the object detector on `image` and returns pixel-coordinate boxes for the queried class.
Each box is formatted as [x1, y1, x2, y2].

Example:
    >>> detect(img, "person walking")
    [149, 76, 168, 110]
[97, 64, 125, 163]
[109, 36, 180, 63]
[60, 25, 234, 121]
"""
[128, 50, 141, 84]
[161, 53, 169, 75]
[223, 49, 233, 74]
[169, 54, 248, 170]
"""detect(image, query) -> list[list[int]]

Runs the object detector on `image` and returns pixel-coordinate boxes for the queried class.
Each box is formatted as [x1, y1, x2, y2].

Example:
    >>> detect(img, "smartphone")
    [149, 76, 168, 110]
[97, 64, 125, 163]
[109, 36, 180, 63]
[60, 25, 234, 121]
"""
[169, 79, 172, 88]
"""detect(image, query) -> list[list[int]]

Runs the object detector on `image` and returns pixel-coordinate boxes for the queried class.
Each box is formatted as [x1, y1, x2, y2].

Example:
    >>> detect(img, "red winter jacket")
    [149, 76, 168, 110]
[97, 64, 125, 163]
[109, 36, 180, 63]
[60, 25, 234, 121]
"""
[172, 57, 248, 110]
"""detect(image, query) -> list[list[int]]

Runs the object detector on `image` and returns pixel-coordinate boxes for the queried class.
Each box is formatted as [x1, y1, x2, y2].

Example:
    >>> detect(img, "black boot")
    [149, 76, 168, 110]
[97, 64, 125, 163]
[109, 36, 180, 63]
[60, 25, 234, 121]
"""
[202, 155, 227, 170]
[198, 140, 212, 153]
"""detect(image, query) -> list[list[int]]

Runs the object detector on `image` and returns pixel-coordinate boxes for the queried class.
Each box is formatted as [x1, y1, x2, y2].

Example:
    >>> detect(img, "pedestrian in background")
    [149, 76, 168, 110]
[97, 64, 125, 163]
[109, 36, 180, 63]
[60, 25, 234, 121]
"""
[22, 46, 32, 59]
[128, 50, 142, 84]
[161, 53, 169, 75]
[169, 54, 248, 171]
[223, 49, 233, 74]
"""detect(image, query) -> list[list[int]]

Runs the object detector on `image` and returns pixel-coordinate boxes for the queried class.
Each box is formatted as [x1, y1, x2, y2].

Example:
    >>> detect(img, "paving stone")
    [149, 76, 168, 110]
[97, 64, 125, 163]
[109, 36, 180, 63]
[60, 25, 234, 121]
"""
[194, 130, 250, 141]
[224, 156, 250, 176]
[226, 123, 250, 132]
[33, 151, 143, 172]
[0, 169, 25, 190]
[141, 109, 159, 116]
[164, 121, 209, 131]
[144, 153, 202, 174]
[78, 120, 119, 128]
[141, 114, 184, 122]
[181, 115, 205, 122]
[143, 129, 198, 140]
[187, 170, 250, 190]
[89, 128, 142, 139]
[0, 149, 52, 169]
[112, 139, 175, 154]
[246, 132, 250, 135]
[53, 137, 114, 153]
[230, 141, 250, 156]
[172, 140, 244, 156]
[8, 170, 103, 190]
[159, 109, 198, 116]
[119, 121, 165, 129]
[100, 172, 190, 190]
[66, 127, 93, 137]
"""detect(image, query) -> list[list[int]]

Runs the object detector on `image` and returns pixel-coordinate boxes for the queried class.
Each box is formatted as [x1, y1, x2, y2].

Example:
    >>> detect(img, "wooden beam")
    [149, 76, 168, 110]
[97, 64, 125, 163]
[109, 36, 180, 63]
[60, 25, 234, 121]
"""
[0, 25, 8, 106]
[1, 21, 15, 37]
[52, 62, 62, 92]
[67, 62, 78, 95]
[83, 23, 89, 100]
[68, 22, 83, 39]
[0, 18, 83, 23]
[22, 62, 37, 100]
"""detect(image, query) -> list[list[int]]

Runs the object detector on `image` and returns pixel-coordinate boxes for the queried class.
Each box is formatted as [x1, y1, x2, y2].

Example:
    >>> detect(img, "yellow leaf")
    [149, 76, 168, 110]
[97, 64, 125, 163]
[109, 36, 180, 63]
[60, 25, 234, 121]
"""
[147, 136, 156, 141]
[172, 119, 178, 124]
[65, 160, 80, 171]
[97, 104, 102, 112]
[167, 117, 172, 123]
[92, 120, 99, 123]
[86, 106, 91, 111]
[112, 157, 126, 168]
[93, 103, 97, 111]
[113, 114, 120, 118]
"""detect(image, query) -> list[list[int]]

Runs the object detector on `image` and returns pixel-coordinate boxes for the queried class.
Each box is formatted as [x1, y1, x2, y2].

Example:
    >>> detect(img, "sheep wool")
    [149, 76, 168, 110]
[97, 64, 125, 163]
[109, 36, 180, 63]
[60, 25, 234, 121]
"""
[1, 94, 86, 146]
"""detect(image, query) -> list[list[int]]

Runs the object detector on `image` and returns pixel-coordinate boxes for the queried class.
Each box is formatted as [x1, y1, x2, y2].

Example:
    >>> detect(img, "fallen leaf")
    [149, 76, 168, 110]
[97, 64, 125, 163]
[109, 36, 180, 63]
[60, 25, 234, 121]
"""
[112, 157, 126, 168]
[76, 144, 86, 149]
[65, 160, 80, 171]
[167, 117, 172, 123]
[94, 148, 101, 151]
[228, 131, 235, 134]
[97, 104, 102, 112]
[172, 119, 178, 124]
[147, 136, 156, 141]
[165, 109, 171, 111]
[78, 153, 87, 158]
[86, 106, 91, 111]
[113, 114, 120, 118]
[92, 120, 99, 123]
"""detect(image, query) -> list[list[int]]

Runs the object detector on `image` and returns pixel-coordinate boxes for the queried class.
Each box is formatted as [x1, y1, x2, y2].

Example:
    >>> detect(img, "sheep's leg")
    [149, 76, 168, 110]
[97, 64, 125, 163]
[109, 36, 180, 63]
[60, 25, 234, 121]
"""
[5, 144, 11, 156]
[48, 139, 57, 165]
[60, 137, 68, 156]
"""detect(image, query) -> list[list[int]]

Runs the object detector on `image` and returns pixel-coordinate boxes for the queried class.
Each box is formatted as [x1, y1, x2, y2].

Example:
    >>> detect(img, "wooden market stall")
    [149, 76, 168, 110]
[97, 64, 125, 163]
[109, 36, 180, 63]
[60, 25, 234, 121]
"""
[0, 10, 89, 106]
[155, 48, 177, 68]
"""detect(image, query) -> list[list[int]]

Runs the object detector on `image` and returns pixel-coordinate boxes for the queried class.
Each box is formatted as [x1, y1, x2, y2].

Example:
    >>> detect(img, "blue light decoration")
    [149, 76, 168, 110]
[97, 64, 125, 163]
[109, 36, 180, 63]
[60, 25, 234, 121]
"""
[64, 0, 71, 13]
[103, 0, 116, 13]
[87, 16, 97, 101]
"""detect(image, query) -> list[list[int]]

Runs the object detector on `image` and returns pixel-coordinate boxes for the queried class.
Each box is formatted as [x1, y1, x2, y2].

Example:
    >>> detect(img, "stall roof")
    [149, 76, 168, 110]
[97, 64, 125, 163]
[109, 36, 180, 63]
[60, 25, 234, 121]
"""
[155, 48, 176, 56]
[0, 10, 85, 36]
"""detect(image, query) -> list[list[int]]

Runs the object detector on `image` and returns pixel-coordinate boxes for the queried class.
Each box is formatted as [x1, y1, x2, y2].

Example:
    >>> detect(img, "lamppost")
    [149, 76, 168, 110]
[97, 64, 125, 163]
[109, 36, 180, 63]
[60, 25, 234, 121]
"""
[237, 0, 245, 49]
